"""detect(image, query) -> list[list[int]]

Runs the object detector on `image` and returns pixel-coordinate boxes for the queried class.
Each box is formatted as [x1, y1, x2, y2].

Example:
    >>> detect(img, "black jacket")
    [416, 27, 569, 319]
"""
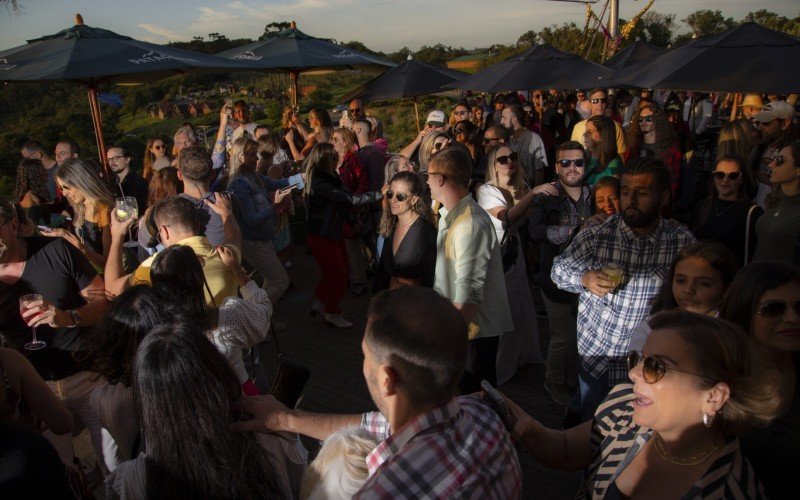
[307, 169, 382, 240]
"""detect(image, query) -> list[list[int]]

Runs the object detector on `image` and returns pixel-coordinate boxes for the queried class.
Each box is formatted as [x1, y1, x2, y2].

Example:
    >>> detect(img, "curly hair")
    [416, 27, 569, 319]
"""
[379, 171, 433, 238]
[625, 103, 678, 160]
[14, 159, 51, 203]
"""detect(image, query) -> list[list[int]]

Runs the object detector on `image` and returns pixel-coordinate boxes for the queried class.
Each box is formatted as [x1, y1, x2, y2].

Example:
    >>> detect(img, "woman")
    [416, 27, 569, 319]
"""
[505, 310, 780, 498]
[137, 167, 181, 257]
[477, 145, 557, 384]
[716, 119, 758, 198]
[375, 172, 436, 291]
[228, 137, 301, 304]
[280, 106, 307, 156]
[333, 127, 370, 297]
[693, 155, 763, 265]
[625, 104, 682, 195]
[753, 140, 800, 263]
[287, 108, 334, 161]
[376, 155, 417, 258]
[719, 262, 800, 498]
[593, 176, 620, 218]
[105, 322, 305, 499]
[14, 158, 51, 227]
[84, 286, 170, 471]
[257, 135, 295, 262]
[141, 137, 170, 182]
[583, 114, 622, 186]
[453, 119, 481, 164]
[471, 105, 486, 130]
[418, 131, 451, 173]
[50, 158, 114, 269]
[305, 143, 382, 328]
[150, 244, 272, 396]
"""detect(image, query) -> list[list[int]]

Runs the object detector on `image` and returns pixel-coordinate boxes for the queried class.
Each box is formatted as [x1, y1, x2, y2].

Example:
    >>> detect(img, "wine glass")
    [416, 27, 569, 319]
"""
[115, 197, 139, 248]
[19, 294, 46, 351]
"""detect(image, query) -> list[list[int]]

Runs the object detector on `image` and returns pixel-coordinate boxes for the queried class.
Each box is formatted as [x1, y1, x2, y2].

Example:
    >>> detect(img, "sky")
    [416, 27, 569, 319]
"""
[0, 0, 796, 53]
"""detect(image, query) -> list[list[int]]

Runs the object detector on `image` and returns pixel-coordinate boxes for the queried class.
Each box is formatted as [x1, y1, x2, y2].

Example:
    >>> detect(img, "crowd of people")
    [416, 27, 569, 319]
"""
[2, 88, 799, 498]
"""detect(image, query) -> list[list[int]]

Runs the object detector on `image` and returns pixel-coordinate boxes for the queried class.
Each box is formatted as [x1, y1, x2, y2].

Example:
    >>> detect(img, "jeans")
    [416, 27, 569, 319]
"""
[541, 293, 578, 387]
[242, 239, 291, 303]
[568, 365, 611, 423]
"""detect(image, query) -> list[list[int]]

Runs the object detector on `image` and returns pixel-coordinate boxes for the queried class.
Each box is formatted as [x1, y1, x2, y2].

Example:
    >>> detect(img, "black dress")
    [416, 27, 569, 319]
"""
[375, 218, 437, 291]
[692, 198, 763, 265]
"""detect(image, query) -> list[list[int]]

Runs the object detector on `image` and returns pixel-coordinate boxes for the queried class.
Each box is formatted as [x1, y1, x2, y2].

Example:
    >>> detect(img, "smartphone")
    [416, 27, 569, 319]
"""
[481, 380, 517, 431]
[288, 182, 301, 190]
[225, 98, 234, 118]
[36, 225, 52, 233]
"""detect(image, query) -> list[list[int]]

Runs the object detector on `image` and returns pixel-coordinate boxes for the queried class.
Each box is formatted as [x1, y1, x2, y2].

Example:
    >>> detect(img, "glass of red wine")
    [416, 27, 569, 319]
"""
[19, 294, 46, 351]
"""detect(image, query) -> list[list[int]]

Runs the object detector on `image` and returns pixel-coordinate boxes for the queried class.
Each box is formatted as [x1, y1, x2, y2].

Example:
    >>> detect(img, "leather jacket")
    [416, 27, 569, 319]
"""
[307, 169, 382, 241]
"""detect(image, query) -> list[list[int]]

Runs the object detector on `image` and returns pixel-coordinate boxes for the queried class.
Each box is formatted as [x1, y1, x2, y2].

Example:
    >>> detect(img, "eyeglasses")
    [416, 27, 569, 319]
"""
[152, 145, 165, 150]
[638, 115, 654, 123]
[557, 158, 586, 168]
[772, 155, 788, 167]
[758, 300, 800, 319]
[712, 171, 742, 181]
[106, 155, 125, 163]
[590, 98, 608, 104]
[454, 110, 469, 116]
[626, 351, 710, 384]
[496, 152, 519, 165]
[385, 191, 409, 202]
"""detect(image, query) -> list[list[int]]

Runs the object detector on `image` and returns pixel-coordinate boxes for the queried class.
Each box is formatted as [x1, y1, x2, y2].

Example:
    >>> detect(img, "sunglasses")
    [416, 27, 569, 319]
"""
[712, 171, 742, 181]
[152, 145, 165, 150]
[496, 152, 519, 165]
[385, 191, 409, 202]
[454, 127, 466, 135]
[638, 115, 654, 123]
[590, 98, 608, 104]
[433, 141, 450, 151]
[427, 122, 445, 129]
[454, 110, 469, 115]
[758, 300, 800, 319]
[557, 158, 586, 168]
[422, 171, 447, 182]
[626, 351, 709, 384]
[533, 94, 543, 99]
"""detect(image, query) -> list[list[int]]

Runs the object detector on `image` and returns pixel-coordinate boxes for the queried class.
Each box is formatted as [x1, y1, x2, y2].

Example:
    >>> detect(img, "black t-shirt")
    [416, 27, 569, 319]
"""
[0, 237, 96, 380]
[0, 422, 74, 499]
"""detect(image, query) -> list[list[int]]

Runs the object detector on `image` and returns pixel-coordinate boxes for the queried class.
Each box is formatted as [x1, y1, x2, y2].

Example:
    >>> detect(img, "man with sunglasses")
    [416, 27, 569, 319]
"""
[570, 88, 627, 156]
[750, 100, 798, 207]
[426, 148, 512, 392]
[528, 141, 593, 405]
[551, 157, 694, 420]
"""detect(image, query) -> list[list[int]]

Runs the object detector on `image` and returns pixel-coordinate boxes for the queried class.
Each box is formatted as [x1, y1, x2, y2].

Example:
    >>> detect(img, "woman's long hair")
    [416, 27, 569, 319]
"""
[625, 104, 678, 160]
[147, 167, 181, 209]
[55, 158, 115, 229]
[384, 155, 415, 183]
[418, 131, 449, 173]
[135, 322, 287, 499]
[256, 135, 284, 176]
[302, 143, 338, 197]
[484, 145, 529, 205]
[14, 159, 51, 203]
[150, 245, 209, 322]
[587, 114, 620, 176]
[310, 108, 334, 143]
[142, 137, 168, 181]
[379, 171, 433, 238]
[716, 120, 753, 162]
[228, 137, 261, 189]
[765, 139, 800, 210]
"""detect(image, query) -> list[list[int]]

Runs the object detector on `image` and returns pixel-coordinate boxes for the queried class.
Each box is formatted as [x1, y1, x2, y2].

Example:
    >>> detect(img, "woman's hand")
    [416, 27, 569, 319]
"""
[274, 187, 292, 205]
[284, 129, 295, 144]
[502, 394, 538, 442]
[531, 182, 559, 197]
[41, 227, 83, 250]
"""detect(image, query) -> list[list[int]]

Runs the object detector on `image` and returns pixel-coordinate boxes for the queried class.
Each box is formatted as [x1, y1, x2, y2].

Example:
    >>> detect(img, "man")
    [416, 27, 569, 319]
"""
[227, 100, 258, 146]
[426, 148, 512, 391]
[570, 88, 627, 155]
[501, 104, 548, 185]
[551, 158, 694, 419]
[177, 147, 242, 248]
[339, 98, 365, 129]
[0, 198, 110, 468]
[751, 100, 798, 206]
[21, 140, 59, 200]
[353, 119, 387, 192]
[253, 124, 270, 140]
[106, 146, 148, 211]
[398, 110, 448, 161]
[172, 125, 197, 161]
[528, 141, 593, 406]
[54, 138, 80, 166]
[104, 195, 238, 305]
[739, 93, 764, 121]
[232, 286, 522, 498]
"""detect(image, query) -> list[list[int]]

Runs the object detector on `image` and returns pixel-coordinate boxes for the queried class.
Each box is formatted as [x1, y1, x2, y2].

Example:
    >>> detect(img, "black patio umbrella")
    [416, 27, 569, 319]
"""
[0, 14, 261, 165]
[602, 40, 666, 71]
[216, 21, 395, 107]
[342, 57, 467, 130]
[444, 43, 613, 93]
[603, 22, 800, 93]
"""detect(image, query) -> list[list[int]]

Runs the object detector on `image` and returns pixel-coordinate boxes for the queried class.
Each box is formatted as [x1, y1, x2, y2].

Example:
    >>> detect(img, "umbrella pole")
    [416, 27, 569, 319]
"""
[414, 98, 421, 132]
[290, 71, 299, 108]
[87, 85, 108, 172]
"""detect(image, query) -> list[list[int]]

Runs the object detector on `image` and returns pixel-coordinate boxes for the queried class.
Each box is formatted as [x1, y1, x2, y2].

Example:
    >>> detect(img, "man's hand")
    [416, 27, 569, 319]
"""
[274, 187, 292, 205]
[21, 298, 72, 329]
[581, 270, 615, 298]
[205, 192, 232, 218]
[230, 395, 292, 433]
[109, 213, 136, 241]
[216, 244, 240, 269]
[41, 227, 82, 249]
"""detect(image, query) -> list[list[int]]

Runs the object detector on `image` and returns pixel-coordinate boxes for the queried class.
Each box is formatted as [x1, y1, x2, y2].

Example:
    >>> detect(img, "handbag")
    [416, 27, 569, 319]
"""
[268, 325, 311, 409]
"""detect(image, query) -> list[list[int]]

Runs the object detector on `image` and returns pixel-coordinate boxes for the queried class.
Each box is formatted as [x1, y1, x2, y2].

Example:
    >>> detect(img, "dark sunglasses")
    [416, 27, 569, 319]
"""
[385, 191, 409, 202]
[758, 300, 800, 319]
[454, 127, 466, 135]
[152, 145, 165, 150]
[422, 171, 446, 182]
[772, 155, 788, 167]
[433, 141, 450, 151]
[533, 94, 543, 99]
[638, 115, 654, 123]
[557, 158, 586, 168]
[712, 171, 742, 181]
[427, 122, 445, 129]
[590, 97, 608, 104]
[496, 152, 519, 165]
[626, 351, 709, 384]
[454, 110, 469, 115]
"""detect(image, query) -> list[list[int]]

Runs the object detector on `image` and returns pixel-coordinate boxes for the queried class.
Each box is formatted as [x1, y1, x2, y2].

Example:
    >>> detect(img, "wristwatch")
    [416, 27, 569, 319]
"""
[66, 309, 82, 328]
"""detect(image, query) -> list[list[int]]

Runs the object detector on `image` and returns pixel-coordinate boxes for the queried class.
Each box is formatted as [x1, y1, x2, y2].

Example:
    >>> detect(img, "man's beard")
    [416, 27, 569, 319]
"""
[621, 205, 659, 228]
[559, 173, 583, 188]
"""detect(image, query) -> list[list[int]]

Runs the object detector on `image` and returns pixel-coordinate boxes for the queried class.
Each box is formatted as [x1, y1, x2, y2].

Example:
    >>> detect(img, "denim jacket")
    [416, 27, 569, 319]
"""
[229, 172, 303, 241]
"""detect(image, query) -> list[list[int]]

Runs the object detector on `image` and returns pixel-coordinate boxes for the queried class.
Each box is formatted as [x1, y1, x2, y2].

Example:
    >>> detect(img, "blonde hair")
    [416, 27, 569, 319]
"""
[333, 127, 357, 152]
[228, 137, 259, 187]
[299, 427, 379, 500]
[302, 143, 338, 197]
[484, 145, 529, 205]
[418, 131, 449, 173]
[55, 159, 114, 229]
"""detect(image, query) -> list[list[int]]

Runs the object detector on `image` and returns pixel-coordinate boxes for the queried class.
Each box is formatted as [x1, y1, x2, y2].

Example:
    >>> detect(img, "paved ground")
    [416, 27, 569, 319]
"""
[78, 243, 581, 498]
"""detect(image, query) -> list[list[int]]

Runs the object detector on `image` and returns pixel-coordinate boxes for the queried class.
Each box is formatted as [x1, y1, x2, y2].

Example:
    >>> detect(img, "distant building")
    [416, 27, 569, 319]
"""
[447, 52, 491, 72]
[148, 102, 178, 120]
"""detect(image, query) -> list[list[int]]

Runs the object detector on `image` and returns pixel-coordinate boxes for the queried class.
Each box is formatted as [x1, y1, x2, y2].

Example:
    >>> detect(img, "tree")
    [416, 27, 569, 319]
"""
[413, 44, 468, 66]
[259, 22, 291, 41]
[341, 40, 385, 58]
[632, 12, 676, 47]
[676, 9, 736, 45]
[747, 9, 800, 36]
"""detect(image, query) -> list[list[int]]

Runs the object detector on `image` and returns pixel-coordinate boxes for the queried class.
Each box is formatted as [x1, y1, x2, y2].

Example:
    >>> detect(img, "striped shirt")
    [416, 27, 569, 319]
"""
[551, 215, 694, 383]
[585, 384, 765, 499]
[356, 396, 522, 499]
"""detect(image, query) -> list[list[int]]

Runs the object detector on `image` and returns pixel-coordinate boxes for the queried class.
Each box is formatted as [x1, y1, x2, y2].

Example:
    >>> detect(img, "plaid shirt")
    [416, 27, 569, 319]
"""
[356, 396, 522, 499]
[551, 215, 694, 383]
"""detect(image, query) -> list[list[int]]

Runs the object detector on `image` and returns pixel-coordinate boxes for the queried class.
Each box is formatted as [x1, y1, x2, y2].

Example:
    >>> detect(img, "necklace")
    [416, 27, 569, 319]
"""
[652, 432, 721, 466]
[397, 215, 419, 228]
[711, 199, 735, 219]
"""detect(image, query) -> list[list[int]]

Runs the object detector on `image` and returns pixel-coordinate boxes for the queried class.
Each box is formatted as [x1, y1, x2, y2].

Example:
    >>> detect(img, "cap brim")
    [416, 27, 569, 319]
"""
[426, 122, 445, 127]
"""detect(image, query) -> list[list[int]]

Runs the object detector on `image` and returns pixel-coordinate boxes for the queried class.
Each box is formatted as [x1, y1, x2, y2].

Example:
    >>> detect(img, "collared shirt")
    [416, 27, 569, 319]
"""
[357, 396, 522, 499]
[551, 215, 694, 383]
[130, 235, 239, 306]
[434, 195, 513, 340]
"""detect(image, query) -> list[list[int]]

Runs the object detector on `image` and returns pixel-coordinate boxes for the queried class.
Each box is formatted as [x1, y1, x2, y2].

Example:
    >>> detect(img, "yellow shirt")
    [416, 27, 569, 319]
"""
[130, 236, 239, 307]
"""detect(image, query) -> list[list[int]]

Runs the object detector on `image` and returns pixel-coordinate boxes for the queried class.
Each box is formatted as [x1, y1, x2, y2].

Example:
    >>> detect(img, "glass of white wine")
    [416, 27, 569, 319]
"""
[116, 197, 139, 248]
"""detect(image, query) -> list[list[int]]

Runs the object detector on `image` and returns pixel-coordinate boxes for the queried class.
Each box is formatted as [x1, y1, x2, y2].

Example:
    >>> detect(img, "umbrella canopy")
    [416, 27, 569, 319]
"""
[445, 43, 613, 92]
[604, 22, 800, 93]
[603, 40, 666, 71]
[342, 58, 467, 102]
